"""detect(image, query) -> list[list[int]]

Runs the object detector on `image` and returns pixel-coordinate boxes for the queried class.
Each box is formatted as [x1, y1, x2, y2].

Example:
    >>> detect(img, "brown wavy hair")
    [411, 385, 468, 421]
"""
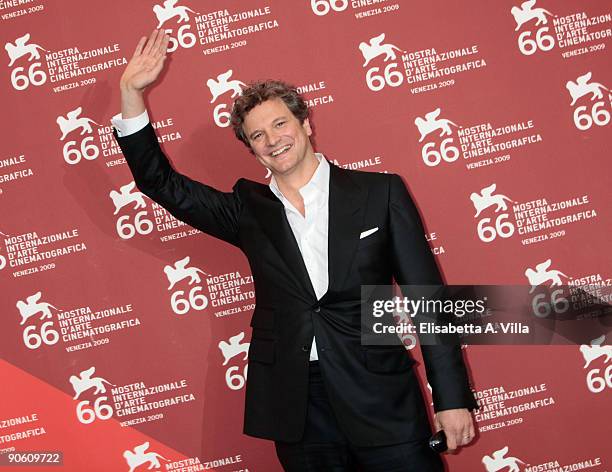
[231, 80, 309, 148]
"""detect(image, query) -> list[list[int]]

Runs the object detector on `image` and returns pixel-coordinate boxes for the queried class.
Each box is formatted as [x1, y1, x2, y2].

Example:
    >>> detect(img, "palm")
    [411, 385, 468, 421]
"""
[121, 30, 169, 91]
[124, 55, 163, 90]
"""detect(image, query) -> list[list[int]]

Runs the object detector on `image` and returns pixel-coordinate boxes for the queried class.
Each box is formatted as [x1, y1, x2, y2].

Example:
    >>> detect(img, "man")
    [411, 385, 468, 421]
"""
[113, 29, 477, 471]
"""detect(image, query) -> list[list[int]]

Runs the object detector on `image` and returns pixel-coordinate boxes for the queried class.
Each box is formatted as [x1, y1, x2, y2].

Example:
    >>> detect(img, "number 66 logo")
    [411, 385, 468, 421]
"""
[310, 0, 348, 16]
[477, 214, 515, 243]
[422, 138, 460, 167]
[77, 397, 113, 424]
[116, 211, 153, 240]
[573, 102, 610, 131]
[518, 27, 555, 56]
[171, 286, 208, 315]
[11, 63, 47, 91]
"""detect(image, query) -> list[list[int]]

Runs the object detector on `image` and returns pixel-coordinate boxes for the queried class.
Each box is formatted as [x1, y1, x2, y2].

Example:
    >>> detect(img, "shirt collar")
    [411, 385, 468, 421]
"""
[269, 153, 330, 205]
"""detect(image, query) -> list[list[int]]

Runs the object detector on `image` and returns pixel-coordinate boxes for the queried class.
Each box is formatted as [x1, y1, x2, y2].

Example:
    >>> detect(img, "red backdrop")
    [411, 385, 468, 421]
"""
[1, 0, 611, 470]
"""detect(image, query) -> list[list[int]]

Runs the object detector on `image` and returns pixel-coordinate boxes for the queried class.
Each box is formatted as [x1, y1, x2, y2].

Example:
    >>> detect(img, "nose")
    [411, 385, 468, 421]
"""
[265, 129, 281, 148]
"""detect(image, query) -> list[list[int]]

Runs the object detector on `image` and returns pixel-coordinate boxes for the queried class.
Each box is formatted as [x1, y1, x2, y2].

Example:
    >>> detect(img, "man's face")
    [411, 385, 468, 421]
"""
[242, 98, 313, 178]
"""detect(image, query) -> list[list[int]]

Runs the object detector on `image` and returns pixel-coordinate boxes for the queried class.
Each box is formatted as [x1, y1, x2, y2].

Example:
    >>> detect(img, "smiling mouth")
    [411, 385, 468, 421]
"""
[270, 144, 292, 158]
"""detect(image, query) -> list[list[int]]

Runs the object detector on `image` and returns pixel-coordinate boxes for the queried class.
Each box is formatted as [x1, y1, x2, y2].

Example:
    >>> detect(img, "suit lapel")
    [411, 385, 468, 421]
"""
[326, 164, 367, 294]
[248, 163, 366, 301]
[249, 186, 317, 300]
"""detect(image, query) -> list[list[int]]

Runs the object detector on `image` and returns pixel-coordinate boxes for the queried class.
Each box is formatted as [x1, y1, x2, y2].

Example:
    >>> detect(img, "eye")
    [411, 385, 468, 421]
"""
[251, 132, 262, 141]
[275, 121, 286, 127]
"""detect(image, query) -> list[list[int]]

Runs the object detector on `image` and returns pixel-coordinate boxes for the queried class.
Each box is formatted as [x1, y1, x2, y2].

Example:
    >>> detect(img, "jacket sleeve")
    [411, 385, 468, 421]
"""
[114, 123, 242, 248]
[388, 173, 478, 412]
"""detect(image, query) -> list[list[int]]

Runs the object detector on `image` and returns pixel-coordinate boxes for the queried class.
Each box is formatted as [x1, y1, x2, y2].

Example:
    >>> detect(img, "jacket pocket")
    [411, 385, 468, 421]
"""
[357, 233, 382, 250]
[364, 347, 415, 374]
[249, 307, 275, 330]
[248, 338, 275, 364]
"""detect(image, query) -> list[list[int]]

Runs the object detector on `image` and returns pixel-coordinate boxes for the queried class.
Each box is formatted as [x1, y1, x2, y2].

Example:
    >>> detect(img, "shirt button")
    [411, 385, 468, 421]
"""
[302, 345, 310, 352]
[313, 307, 321, 313]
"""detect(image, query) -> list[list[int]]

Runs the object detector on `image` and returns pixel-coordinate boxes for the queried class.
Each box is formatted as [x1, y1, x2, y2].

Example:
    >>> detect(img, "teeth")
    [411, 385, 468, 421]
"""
[271, 145, 291, 157]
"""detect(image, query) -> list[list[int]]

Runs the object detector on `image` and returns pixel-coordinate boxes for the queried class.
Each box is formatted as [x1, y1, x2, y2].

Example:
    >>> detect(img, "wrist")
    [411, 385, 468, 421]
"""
[120, 81, 143, 95]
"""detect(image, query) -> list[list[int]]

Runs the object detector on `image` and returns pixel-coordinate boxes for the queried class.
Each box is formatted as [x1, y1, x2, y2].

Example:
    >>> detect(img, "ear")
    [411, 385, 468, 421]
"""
[302, 118, 312, 136]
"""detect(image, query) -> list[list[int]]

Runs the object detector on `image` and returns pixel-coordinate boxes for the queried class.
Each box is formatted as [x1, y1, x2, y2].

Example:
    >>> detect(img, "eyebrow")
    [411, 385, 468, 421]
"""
[248, 116, 288, 140]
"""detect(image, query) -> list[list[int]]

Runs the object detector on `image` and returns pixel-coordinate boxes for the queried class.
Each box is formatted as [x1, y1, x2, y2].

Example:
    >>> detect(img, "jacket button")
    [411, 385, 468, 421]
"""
[313, 307, 321, 313]
[302, 345, 309, 352]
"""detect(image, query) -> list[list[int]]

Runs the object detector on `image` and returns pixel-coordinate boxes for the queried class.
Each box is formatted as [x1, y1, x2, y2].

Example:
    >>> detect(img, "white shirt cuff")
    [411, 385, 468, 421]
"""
[111, 110, 150, 137]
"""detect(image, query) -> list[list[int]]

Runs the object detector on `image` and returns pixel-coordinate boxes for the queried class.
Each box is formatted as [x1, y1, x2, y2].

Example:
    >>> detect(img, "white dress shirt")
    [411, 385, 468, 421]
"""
[269, 155, 329, 361]
[112, 112, 329, 360]
[111, 110, 150, 137]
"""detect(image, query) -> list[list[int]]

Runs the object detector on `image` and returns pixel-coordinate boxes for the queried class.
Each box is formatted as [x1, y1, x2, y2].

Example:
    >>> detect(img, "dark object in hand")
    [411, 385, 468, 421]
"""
[429, 430, 447, 453]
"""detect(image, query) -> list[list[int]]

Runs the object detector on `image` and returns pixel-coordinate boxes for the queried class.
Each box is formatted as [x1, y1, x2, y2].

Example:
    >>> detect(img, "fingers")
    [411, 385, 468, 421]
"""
[468, 422, 475, 441]
[445, 430, 459, 451]
[435, 409, 475, 453]
[132, 36, 147, 58]
[433, 416, 442, 432]
[155, 33, 170, 58]
[453, 424, 474, 448]
[142, 29, 158, 57]
[462, 414, 475, 446]
[443, 426, 469, 452]
[152, 28, 166, 55]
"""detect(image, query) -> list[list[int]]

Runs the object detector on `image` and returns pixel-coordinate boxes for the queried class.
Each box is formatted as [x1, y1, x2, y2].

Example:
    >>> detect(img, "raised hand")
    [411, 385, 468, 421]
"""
[120, 29, 170, 93]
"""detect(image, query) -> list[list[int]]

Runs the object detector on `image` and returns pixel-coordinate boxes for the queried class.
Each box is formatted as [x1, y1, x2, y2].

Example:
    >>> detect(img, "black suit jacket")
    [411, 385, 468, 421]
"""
[115, 123, 477, 447]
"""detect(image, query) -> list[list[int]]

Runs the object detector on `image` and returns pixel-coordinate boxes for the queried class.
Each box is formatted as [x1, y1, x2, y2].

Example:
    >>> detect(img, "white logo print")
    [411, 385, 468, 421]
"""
[153, 0, 195, 28]
[56, 107, 101, 140]
[359, 33, 404, 92]
[207, 69, 246, 103]
[16, 292, 61, 350]
[511, 1, 556, 56]
[524, 260, 570, 318]
[164, 256, 209, 315]
[0, 250, 6, 271]
[581, 333, 612, 394]
[482, 446, 525, 472]
[566, 72, 609, 106]
[70, 367, 115, 399]
[57, 107, 101, 165]
[471, 184, 516, 243]
[581, 335, 612, 369]
[524, 259, 568, 293]
[109, 182, 147, 215]
[511, 0, 553, 31]
[55, 107, 101, 141]
[153, 1, 197, 53]
[471, 184, 514, 218]
[110, 182, 153, 240]
[219, 332, 250, 366]
[359, 33, 402, 67]
[414, 108, 461, 167]
[70, 367, 115, 424]
[164, 256, 208, 290]
[392, 308, 417, 350]
[415, 108, 460, 142]
[310, 0, 349, 16]
[124, 442, 169, 472]
[220, 331, 250, 390]
[566, 72, 611, 131]
[5, 33, 46, 66]
[5, 33, 48, 91]
[17, 292, 58, 325]
[208, 69, 246, 127]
